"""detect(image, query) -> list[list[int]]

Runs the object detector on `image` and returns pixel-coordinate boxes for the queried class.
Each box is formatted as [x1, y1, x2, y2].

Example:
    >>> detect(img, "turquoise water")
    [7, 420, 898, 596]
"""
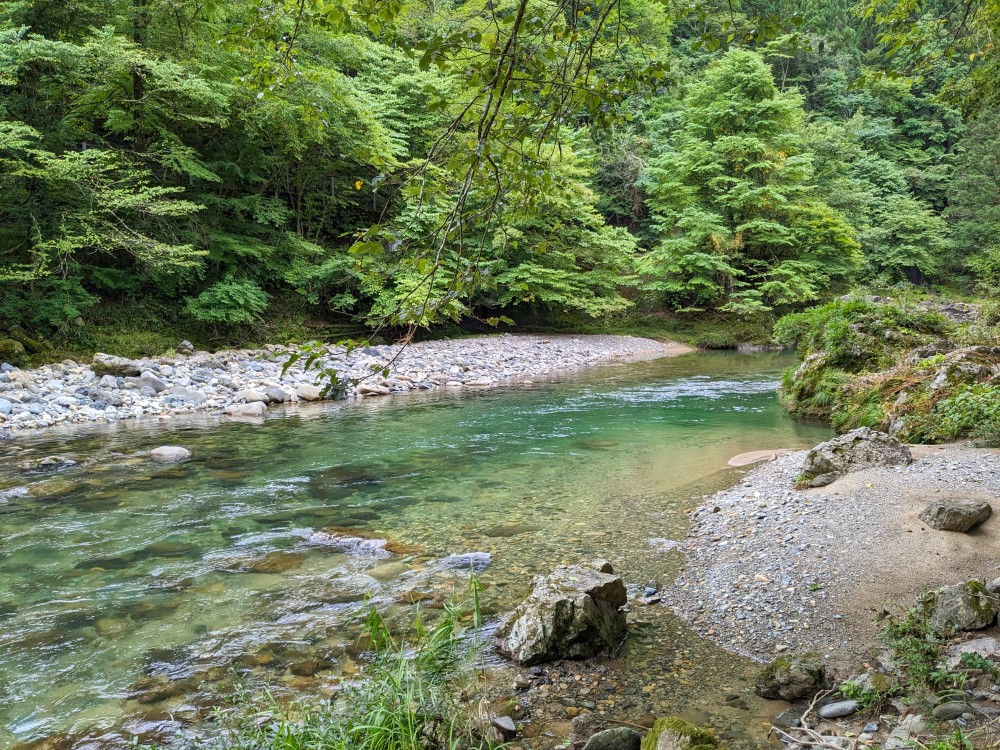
[0, 351, 830, 748]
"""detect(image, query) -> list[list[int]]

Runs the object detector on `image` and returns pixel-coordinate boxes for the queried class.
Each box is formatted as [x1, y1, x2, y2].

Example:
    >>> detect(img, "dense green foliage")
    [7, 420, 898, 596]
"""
[1, 0, 998, 354]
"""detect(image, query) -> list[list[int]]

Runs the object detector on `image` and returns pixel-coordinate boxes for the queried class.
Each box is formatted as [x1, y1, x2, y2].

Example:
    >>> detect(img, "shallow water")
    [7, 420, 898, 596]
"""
[0, 351, 830, 748]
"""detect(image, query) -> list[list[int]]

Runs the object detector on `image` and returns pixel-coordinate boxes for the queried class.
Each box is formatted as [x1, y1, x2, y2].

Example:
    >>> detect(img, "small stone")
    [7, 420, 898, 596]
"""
[817, 699, 860, 719]
[491, 716, 517, 740]
[932, 702, 967, 721]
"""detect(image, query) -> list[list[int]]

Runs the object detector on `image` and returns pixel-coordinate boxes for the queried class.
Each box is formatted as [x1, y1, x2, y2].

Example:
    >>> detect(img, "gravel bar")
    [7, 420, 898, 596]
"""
[0, 334, 690, 434]
[665, 444, 1000, 671]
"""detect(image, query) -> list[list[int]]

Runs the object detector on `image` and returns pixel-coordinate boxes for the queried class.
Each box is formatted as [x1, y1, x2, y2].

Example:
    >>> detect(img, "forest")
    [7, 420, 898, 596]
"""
[1, 0, 998, 352]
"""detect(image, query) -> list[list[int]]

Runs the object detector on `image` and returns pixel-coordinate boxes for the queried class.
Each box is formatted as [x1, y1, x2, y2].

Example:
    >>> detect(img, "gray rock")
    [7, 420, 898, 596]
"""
[98, 374, 119, 389]
[162, 386, 207, 405]
[800, 428, 912, 487]
[817, 700, 860, 719]
[932, 702, 967, 721]
[92, 353, 142, 377]
[491, 716, 517, 740]
[224, 401, 268, 417]
[754, 652, 829, 700]
[494, 559, 627, 665]
[176, 340, 194, 355]
[920, 581, 999, 634]
[437, 552, 491, 572]
[296, 384, 323, 401]
[885, 714, 927, 750]
[139, 371, 168, 393]
[150, 446, 192, 462]
[919, 499, 992, 532]
[264, 386, 290, 403]
[945, 636, 1000, 671]
[357, 382, 391, 396]
[236, 388, 269, 404]
[0, 398, 11, 416]
[580, 728, 641, 750]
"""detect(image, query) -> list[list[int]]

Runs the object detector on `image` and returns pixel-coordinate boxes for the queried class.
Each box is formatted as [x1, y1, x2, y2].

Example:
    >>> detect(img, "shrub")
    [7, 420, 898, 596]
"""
[185, 277, 270, 325]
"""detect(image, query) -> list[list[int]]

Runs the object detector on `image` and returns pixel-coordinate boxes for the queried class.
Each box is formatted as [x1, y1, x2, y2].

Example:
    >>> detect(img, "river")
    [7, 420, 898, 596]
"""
[0, 350, 830, 749]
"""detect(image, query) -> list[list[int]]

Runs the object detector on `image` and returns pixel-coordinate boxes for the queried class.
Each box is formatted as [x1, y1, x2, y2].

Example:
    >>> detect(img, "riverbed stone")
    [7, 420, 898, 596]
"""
[581, 728, 641, 750]
[236, 388, 269, 403]
[140, 371, 168, 393]
[817, 700, 860, 719]
[754, 652, 829, 700]
[494, 559, 627, 665]
[150, 446, 192, 462]
[932, 702, 967, 721]
[920, 581, 999, 634]
[918, 498, 992, 532]
[163, 386, 207, 404]
[92, 353, 142, 377]
[224, 401, 268, 417]
[946, 636, 1000, 670]
[296, 384, 323, 401]
[265, 386, 290, 403]
[799, 427, 912, 487]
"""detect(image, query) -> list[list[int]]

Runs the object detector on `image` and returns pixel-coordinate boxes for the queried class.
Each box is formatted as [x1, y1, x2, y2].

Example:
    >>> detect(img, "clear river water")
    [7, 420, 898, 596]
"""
[0, 351, 831, 749]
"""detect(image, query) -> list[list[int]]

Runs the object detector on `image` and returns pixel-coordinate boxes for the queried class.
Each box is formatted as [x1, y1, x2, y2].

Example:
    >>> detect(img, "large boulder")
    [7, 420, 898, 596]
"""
[918, 499, 992, 532]
[494, 559, 627, 665]
[92, 353, 142, 377]
[799, 427, 912, 488]
[754, 652, 829, 700]
[920, 581, 999, 635]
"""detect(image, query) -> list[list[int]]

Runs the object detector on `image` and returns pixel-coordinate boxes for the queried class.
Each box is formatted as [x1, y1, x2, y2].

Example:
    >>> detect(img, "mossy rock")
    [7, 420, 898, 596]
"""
[754, 652, 829, 700]
[919, 580, 999, 635]
[640, 717, 720, 750]
[0, 339, 25, 361]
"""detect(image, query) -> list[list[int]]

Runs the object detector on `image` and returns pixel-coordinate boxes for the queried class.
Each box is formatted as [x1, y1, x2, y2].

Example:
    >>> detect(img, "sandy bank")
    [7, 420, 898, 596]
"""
[666, 443, 1000, 671]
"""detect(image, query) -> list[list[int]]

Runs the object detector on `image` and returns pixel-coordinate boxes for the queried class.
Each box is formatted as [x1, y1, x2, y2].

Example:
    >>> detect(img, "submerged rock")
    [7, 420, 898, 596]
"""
[918, 498, 992, 532]
[799, 428, 911, 487]
[494, 559, 627, 665]
[754, 652, 829, 700]
[150, 446, 192, 462]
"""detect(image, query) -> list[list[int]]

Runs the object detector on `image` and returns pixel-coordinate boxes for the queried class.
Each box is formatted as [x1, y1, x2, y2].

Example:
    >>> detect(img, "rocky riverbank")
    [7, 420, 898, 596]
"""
[0, 334, 690, 434]
[666, 442, 1000, 669]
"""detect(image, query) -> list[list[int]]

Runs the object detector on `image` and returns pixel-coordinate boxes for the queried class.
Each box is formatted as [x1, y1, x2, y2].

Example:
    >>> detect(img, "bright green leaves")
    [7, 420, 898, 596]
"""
[641, 49, 860, 314]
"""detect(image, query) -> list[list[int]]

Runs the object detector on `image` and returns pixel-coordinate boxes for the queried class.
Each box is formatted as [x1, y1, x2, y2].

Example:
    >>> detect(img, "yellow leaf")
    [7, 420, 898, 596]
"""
[355, 180, 363, 190]
[970, 53, 976, 61]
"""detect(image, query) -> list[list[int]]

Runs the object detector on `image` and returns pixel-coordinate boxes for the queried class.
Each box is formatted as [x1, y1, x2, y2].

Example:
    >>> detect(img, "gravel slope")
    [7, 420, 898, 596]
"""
[665, 443, 1000, 671]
